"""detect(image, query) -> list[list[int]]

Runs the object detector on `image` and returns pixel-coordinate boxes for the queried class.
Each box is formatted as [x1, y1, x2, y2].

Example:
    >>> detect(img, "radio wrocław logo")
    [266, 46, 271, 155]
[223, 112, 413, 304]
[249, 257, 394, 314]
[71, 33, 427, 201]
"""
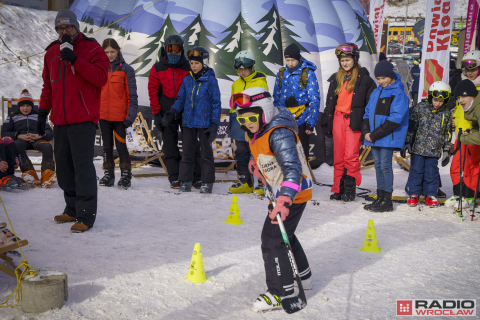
[397, 299, 476, 316]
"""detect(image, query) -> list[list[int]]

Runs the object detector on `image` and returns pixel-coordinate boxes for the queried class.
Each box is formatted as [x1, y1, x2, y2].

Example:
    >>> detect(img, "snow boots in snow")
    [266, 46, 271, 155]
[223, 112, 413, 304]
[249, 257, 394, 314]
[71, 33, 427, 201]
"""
[71, 221, 89, 233]
[330, 175, 345, 201]
[193, 181, 202, 189]
[99, 170, 115, 187]
[364, 190, 383, 210]
[200, 183, 213, 194]
[22, 170, 40, 187]
[54, 213, 75, 223]
[341, 176, 356, 202]
[118, 170, 132, 188]
[40, 169, 57, 188]
[170, 180, 181, 189]
[179, 181, 192, 192]
[252, 291, 297, 312]
[365, 191, 393, 212]
[253, 179, 265, 196]
[229, 172, 253, 194]
[407, 195, 419, 207]
[425, 196, 438, 207]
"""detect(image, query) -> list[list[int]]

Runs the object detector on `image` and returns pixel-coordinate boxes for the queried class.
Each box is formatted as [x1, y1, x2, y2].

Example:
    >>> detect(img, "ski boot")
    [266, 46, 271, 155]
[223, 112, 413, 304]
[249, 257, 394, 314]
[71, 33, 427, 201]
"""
[454, 197, 475, 210]
[407, 195, 419, 207]
[118, 170, 132, 188]
[200, 183, 213, 194]
[99, 170, 115, 187]
[170, 180, 181, 189]
[425, 196, 438, 208]
[193, 181, 203, 189]
[341, 176, 356, 202]
[364, 190, 383, 210]
[252, 291, 296, 312]
[330, 175, 345, 200]
[179, 181, 192, 192]
[40, 169, 57, 188]
[229, 172, 253, 194]
[444, 195, 459, 208]
[22, 170, 40, 187]
[253, 179, 265, 196]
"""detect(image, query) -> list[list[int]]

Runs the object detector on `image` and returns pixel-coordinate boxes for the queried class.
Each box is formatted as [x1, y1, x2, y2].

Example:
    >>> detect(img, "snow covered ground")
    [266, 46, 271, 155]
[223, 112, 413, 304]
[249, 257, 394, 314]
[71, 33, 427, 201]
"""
[385, 0, 468, 19]
[1, 157, 479, 319]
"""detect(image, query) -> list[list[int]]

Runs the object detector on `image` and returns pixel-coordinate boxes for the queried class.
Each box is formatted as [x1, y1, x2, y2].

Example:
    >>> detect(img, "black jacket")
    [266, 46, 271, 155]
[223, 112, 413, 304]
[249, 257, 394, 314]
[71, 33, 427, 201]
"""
[321, 67, 377, 134]
[1, 108, 53, 141]
[447, 70, 463, 111]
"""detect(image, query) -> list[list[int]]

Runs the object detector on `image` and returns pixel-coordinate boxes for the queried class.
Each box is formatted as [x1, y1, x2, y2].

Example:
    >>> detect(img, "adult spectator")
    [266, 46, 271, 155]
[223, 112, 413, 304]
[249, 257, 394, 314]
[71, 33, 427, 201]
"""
[410, 60, 420, 105]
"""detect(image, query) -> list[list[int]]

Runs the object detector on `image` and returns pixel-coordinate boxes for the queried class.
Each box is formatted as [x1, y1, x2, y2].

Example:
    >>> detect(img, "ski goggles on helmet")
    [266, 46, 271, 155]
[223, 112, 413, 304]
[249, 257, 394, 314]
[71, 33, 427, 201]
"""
[187, 50, 208, 58]
[234, 57, 255, 69]
[165, 44, 182, 53]
[335, 44, 355, 56]
[237, 114, 260, 125]
[430, 90, 450, 99]
[461, 59, 480, 70]
[230, 92, 272, 109]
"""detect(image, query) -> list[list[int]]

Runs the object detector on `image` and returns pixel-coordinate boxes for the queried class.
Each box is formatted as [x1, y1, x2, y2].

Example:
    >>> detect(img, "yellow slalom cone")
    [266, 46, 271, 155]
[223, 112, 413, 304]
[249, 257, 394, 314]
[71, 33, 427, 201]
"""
[185, 243, 208, 283]
[224, 196, 244, 225]
[360, 219, 382, 253]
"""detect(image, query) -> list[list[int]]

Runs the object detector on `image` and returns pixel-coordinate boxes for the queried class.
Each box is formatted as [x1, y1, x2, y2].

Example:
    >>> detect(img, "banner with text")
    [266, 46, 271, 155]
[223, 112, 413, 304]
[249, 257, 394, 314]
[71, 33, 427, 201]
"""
[369, 0, 387, 58]
[464, 0, 479, 55]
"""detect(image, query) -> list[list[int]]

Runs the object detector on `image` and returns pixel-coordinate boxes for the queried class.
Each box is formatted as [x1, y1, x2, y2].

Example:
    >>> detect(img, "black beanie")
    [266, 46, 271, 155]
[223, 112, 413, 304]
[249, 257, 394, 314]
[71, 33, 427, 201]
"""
[454, 79, 478, 98]
[374, 60, 396, 79]
[284, 43, 301, 61]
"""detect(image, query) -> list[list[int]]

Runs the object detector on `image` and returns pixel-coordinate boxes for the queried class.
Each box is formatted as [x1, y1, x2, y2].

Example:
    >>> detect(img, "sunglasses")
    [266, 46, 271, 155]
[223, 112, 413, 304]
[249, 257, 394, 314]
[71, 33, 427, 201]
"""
[461, 59, 479, 70]
[234, 57, 254, 70]
[335, 44, 354, 56]
[165, 44, 182, 53]
[431, 90, 450, 99]
[230, 92, 271, 109]
[237, 114, 260, 125]
[57, 25, 75, 33]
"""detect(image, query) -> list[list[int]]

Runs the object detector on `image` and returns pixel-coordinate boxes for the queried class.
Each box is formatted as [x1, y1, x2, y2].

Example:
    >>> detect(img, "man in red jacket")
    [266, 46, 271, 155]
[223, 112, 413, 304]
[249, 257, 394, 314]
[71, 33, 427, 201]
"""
[37, 9, 109, 232]
[148, 35, 201, 189]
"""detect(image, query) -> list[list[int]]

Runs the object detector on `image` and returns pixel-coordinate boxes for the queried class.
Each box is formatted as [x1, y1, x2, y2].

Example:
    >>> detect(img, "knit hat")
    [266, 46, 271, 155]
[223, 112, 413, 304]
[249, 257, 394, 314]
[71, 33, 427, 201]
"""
[374, 60, 396, 79]
[284, 43, 301, 61]
[18, 89, 34, 108]
[55, 9, 80, 32]
[454, 79, 478, 98]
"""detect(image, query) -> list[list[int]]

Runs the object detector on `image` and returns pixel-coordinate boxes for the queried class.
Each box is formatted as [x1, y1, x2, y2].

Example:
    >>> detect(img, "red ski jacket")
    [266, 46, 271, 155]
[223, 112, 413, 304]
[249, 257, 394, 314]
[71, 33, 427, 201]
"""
[40, 33, 109, 126]
[148, 49, 190, 115]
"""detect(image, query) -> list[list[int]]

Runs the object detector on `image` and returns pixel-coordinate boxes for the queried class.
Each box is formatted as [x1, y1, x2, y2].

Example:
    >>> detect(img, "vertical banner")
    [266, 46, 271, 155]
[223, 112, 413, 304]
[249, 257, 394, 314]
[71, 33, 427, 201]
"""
[369, 0, 387, 58]
[464, 0, 479, 54]
[418, 0, 457, 102]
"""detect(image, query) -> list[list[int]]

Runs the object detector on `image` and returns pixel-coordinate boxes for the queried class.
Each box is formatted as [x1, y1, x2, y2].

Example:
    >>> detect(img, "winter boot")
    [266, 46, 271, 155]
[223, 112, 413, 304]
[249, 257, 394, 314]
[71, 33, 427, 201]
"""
[367, 191, 393, 212]
[200, 183, 213, 194]
[330, 175, 346, 200]
[170, 180, 181, 189]
[71, 222, 90, 233]
[445, 195, 459, 207]
[179, 181, 192, 192]
[99, 170, 115, 187]
[22, 170, 40, 187]
[118, 170, 132, 188]
[40, 169, 57, 188]
[229, 172, 253, 194]
[425, 196, 438, 208]
[364, 190, 383, 210]
[193, 181, 203, 189]
[253, 179, 265, 196]
[407, 195, 419, 207]
[0, 176, 19, 190]
[9, 175, 27, 188]
[53, 213, 75, 223]
[341, 176, 356, 202]
[252, 291, 296, 312]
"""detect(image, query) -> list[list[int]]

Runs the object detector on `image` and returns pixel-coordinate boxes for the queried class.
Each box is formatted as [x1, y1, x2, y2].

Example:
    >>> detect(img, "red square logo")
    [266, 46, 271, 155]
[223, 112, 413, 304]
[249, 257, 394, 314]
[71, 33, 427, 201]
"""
[397, 300, 413, 316]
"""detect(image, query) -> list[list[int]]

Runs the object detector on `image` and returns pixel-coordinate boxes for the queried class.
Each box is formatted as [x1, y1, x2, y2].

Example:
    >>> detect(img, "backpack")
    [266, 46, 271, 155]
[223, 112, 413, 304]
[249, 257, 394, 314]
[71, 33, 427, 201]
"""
[278, 67, 310, 90]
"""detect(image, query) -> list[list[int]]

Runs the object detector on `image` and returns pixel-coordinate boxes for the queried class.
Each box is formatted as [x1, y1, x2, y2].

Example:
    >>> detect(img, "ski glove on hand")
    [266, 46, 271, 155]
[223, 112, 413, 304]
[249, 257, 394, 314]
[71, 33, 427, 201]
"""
[285, 96, 298, 108]
[268, 196, 292, 224]
[321, 114, 333, 138]
[154, 113, 163, 131]
[162, 111, 176, 127]
[249, 159, 266, 186]
[204, 124, 218, 144]
[36, 111, 48, 137]
[306, 123, 315, 133]
[61, 48, 77, 64]
[400, 143, 412, 158]
[123, 120, 133, 128]
[441, 146, 450, 167]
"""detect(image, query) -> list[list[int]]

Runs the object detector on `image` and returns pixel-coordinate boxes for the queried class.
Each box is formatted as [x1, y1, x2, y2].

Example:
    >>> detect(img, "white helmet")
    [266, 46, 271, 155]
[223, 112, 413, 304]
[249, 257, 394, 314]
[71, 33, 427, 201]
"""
[461, 50, 480, 71]
[234, 50, 256, 71]
[428, 81, 451, 104]
[235, 87, 276, 125]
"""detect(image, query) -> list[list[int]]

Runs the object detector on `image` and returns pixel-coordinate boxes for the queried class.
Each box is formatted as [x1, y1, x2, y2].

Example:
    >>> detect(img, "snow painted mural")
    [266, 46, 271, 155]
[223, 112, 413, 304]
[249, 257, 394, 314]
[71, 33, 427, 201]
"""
[71, 0, 377, 110]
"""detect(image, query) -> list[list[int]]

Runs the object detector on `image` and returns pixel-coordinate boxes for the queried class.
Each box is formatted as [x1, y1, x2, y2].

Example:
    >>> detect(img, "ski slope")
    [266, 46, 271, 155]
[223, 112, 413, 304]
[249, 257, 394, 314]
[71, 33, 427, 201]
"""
[0, 158, 479, 319]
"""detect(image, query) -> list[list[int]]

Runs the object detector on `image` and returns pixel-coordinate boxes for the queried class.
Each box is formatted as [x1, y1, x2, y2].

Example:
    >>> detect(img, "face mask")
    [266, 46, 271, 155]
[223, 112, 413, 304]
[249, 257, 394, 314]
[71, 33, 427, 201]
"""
[167, 54, 181, 65]
[463, 100, 474, 112]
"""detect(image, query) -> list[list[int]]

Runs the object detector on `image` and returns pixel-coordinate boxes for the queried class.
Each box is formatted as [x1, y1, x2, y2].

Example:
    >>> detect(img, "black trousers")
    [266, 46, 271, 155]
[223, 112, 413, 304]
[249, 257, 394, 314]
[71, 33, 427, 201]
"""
[261, 202, 311, 296]
[234, 140, 251, 173]
[298, 123, 310, 160]
[0, 142, 16, 178]
[179, 127, 215, 183]
[54, 123, 97, 227]
[15, 139, 55, 172]
[161, 118, 201, 183]
[99, 119, 131, 171]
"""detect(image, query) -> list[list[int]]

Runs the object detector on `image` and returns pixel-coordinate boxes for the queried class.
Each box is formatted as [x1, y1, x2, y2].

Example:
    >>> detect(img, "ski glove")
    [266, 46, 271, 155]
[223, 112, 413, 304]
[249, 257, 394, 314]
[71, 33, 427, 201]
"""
[306, 123, 315, 133]
[61, 48, 77, 64]
[268, 196, 292, 224]
[400, 143, 412, 158]
[441, 146, 450, 167]
[36, 111, 48, 137]
[162, 110, 176, 127]
[248, 159, 266, 186]
[204, 124, 218, 144]
[123, 119, 133, 128]
[454, 129, 463, 154]
[285, 96, 298, 108]
[320, 114, 333, 138]
[154, 112, 163, 131]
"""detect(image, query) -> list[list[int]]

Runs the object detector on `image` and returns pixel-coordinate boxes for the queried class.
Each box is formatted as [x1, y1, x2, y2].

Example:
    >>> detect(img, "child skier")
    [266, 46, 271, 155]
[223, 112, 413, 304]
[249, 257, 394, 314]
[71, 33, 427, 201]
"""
[231, 87, 313, 312]
[162, 46, 221, 194]
[403, 81, 452, 207]
[229, 50, 269, 195]
[99, 38, 138, 188]
[362, 60, 409, 212]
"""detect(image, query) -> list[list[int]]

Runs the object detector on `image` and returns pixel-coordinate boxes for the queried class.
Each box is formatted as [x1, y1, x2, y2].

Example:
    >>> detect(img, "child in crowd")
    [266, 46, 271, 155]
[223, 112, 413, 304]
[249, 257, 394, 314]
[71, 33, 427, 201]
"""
[231, 87, 313, 312]
[99, 38, 138, 188]
[162, 46, 221, 194]
[1, 89, 55, 188]
[362, 60, 409, 212]
[403, 81, 452, 207]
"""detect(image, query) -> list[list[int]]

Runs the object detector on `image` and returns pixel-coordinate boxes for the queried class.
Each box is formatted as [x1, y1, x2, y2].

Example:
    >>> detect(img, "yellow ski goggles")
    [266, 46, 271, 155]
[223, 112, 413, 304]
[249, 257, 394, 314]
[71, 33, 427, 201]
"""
[237, 114, 260, 125]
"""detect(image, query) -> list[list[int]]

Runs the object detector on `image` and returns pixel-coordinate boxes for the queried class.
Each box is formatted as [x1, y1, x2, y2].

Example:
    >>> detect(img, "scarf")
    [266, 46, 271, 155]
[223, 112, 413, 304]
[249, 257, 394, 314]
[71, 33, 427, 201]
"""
[461, 73, 480, 87]
[167, 54, 181, 66]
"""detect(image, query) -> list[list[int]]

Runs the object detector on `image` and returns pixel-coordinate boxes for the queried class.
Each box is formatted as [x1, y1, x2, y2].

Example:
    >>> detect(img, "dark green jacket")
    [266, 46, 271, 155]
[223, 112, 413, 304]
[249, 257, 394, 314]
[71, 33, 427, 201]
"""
[460, 96, 480, 145]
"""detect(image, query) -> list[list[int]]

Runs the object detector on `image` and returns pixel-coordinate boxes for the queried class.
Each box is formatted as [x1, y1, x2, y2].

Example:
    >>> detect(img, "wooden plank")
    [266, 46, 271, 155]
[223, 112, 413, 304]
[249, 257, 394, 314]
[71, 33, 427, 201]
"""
[0, 264, 16, 277]
[0, 239, 29, 255]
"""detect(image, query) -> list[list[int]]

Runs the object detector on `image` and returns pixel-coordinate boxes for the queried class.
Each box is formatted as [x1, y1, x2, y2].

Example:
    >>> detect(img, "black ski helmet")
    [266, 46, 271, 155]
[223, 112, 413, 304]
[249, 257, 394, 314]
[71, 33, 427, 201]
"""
[188, 46, 209, 66]
[164, 35, 184, 48]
